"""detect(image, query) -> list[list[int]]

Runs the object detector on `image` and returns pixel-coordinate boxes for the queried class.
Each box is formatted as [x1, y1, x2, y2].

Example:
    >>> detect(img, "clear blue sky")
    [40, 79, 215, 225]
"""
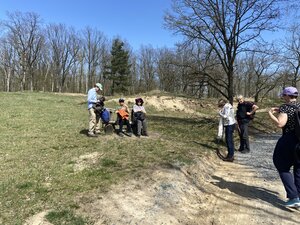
[0, 0, 182, 50]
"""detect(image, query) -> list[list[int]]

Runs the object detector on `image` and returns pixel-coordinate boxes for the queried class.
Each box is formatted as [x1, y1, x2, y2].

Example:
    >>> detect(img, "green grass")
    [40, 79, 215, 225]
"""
[45, 209, 87, 225]
[0, 92, 274, 224]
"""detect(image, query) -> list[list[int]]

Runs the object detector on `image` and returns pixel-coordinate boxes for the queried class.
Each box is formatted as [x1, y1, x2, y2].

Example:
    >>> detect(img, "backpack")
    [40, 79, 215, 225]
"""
[93, 101, 104, 116]
[100, 108, 110, 124]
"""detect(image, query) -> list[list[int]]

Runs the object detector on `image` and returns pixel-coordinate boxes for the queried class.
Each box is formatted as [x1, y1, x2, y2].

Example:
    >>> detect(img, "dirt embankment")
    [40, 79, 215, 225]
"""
[74, 134, 299, 225]
[25, 133, 300, 225]
[107, 95, 210, 117]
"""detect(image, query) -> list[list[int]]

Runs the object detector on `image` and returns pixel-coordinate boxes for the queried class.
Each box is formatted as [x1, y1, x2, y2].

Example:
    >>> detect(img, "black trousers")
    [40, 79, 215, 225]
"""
[238, 119, 250, 151]
[273, 132, 300, 199]
[117, 116, 132, 133]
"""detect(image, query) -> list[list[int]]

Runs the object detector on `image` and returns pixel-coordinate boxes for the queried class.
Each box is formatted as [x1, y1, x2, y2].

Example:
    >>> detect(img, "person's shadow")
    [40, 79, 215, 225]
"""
[211, 175, 296, 213]
[79, 129, 89, 136]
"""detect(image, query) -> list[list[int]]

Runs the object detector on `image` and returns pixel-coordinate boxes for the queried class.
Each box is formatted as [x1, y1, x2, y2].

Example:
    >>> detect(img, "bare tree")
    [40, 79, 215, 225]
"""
[82, 27, 107, 90]
[157, 48, 180, 93]
[283, 24, 300, 86]
[47, 24, 80, 92]
[138, 45, 158, 92]
[3, 11, 44, 91]
[0, 37, 17, 92]
[165, 0, 283, 103]
[243, 50, 281, 102]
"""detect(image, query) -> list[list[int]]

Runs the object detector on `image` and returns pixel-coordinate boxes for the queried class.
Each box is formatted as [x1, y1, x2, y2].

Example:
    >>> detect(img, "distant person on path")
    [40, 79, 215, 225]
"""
[218, 99, 236, 162]
[268, 86, 300, 208]
[236, 95, 259, 153]
[87, 83, 103, 137]
[116, 98, 132, 137]
[132, 97, 148, 137]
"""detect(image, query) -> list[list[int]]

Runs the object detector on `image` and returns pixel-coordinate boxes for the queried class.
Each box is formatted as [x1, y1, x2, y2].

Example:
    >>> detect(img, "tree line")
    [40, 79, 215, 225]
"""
[1, 0, 300, 102]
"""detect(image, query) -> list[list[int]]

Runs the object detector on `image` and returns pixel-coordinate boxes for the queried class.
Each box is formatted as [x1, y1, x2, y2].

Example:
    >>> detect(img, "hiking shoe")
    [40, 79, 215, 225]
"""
[284, 198, 300, 208]
[88, 132, 98, 137]
[240, 149, 250, 154]
[118, 132, 124, 137]
[223, 156, 234, 162]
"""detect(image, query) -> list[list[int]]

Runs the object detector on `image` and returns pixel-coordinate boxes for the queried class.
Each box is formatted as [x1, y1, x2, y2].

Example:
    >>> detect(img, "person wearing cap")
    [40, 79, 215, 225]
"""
[236, 95, 259, 153]
[87, 83, 103, 137]
[132, 97, 148, 137]
[268, 86, 300, 208]
[115, 98, 132, 137]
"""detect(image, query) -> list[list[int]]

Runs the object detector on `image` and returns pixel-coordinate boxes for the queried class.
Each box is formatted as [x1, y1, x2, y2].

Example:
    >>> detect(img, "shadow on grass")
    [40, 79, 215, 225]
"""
[79, 129, 89, 136]
[211, 175, 291, 212]
[147, 114, 217, 127]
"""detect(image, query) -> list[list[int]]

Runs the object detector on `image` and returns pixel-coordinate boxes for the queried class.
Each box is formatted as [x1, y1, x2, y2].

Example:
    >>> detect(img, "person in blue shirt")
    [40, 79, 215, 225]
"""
[87, 83, 103, 137]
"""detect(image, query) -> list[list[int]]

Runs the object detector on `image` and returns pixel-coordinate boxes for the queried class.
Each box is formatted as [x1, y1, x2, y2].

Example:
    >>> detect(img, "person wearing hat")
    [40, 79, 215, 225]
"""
[115, 98, 132, 137]
[132, 97, 148, 137]
[236, 95, 259, 153]
[87, 83, 103, 137]
[268, 86, 300, 208]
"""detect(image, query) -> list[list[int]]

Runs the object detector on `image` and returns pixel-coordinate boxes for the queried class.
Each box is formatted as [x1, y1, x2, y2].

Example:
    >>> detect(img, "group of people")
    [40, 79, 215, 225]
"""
[218, 87, 300, 208]
[87, 83, 300, 208]
[217, 95, 258, 162]
[115, 97, 148, 137]
[87, 83, 148, 138]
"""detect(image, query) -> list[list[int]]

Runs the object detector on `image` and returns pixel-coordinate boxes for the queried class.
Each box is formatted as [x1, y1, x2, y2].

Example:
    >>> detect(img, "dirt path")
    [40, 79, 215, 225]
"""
[209, 134, 300, 225]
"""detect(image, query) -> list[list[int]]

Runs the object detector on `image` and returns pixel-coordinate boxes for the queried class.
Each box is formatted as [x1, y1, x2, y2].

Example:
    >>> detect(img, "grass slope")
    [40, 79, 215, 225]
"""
[0, 92, 221, 225]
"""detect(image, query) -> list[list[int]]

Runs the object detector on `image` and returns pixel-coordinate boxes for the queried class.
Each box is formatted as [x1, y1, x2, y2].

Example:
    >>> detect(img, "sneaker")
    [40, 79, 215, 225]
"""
[127, 132, 132, 137]
[95, 130, 101, 134]
[284, 198, 300, 208]
[88, 132, 98, 137]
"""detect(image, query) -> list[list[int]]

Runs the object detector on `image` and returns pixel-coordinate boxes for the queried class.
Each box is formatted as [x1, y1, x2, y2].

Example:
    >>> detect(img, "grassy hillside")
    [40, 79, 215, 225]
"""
[0, 92, 226, 224]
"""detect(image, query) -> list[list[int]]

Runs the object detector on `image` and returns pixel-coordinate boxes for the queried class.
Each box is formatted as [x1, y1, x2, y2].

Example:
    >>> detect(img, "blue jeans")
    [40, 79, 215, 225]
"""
[273, 132, 300, 199]
[225, 124, 235, 158]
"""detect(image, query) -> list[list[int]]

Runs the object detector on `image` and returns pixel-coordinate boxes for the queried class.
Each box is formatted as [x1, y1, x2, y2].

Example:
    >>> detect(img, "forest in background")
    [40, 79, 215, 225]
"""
[1, 0, 300, 102]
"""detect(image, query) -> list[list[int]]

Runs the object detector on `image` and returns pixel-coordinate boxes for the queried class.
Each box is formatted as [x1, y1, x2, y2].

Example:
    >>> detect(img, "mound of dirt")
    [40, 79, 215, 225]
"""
[76, 157, 217, 225]
[107, 95, 209, 116]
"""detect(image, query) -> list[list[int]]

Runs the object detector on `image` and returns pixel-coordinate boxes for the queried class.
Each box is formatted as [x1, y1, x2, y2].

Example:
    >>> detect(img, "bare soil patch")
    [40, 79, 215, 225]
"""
[74, 134, 299, 225]
[23, 211, 52, 225]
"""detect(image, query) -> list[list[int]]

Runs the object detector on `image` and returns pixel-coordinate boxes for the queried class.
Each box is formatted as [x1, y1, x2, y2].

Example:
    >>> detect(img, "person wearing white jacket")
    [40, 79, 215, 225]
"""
[218, 99, 236, 162]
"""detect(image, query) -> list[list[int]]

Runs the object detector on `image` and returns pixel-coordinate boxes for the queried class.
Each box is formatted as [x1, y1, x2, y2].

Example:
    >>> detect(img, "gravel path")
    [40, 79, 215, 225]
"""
[210, 132, 300, 225]
[237, 133, 281, 181]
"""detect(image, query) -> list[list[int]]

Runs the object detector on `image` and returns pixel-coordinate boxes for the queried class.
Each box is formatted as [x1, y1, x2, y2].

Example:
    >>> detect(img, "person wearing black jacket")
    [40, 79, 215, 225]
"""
[236, 95, 259, 153]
